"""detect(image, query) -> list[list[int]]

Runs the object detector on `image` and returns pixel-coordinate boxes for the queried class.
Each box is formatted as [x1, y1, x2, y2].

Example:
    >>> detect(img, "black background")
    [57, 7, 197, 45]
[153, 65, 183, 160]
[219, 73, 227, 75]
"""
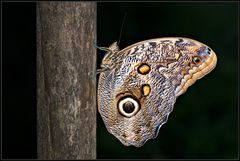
[3, 2, 37, 159]
[2, 1, 239, 159]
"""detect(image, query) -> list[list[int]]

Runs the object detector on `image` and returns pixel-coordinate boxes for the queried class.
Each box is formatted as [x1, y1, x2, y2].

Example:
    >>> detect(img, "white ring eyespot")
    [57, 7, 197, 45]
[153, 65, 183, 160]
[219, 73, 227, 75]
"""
[117, 97, 140, 118]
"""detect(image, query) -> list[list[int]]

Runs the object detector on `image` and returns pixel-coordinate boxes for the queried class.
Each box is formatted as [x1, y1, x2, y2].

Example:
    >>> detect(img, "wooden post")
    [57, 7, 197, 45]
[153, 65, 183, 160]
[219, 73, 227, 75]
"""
[37, 2, 96, 159]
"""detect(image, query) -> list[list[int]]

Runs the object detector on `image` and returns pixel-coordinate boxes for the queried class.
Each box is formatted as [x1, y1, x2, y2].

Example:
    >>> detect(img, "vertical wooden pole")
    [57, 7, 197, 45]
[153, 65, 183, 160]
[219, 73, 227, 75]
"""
[37, 2, 96, 159]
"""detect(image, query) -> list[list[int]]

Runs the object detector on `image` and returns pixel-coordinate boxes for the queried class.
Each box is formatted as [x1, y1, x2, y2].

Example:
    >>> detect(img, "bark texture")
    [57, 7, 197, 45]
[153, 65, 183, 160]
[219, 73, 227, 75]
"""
[37, 2, 96, 159]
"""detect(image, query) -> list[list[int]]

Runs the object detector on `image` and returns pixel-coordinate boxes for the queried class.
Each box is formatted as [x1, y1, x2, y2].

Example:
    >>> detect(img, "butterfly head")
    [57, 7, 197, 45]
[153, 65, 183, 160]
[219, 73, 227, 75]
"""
[99, 42, 120, 71]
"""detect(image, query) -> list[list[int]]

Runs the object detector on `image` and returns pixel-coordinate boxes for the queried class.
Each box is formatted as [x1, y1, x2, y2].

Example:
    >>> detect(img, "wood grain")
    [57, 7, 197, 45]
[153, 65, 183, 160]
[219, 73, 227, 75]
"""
[37, 2, 96, 159]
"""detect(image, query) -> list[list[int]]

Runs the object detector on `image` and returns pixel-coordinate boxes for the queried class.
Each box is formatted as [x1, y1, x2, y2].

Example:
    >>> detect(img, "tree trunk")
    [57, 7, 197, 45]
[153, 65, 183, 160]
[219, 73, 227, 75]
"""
[37, 2, 96, 159]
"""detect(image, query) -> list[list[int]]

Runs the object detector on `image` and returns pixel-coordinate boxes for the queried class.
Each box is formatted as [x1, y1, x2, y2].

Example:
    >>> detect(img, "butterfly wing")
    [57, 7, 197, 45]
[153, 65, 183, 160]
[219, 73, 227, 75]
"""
[98, 37, 217, 147]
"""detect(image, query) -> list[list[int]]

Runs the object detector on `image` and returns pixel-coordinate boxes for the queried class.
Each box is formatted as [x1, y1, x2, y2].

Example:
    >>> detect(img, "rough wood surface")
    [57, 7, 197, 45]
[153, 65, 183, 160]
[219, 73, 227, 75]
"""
[37, 2, 96, 159]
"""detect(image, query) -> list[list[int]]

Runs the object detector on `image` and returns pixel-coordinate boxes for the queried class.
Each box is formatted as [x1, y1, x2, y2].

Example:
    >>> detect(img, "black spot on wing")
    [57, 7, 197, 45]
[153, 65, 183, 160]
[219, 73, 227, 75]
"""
[175, 38, 183, 45]
[175, 38, 185, 49]
[149, 42, 157, 48]
[207, 47, 211, 55]
[133, 46, 139, 53]
[161, 40, 172, 43]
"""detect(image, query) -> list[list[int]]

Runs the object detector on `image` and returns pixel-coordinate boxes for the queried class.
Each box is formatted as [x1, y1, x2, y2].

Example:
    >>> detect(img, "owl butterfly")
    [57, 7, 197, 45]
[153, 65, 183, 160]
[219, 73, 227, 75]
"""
[97, 37, 217, 147]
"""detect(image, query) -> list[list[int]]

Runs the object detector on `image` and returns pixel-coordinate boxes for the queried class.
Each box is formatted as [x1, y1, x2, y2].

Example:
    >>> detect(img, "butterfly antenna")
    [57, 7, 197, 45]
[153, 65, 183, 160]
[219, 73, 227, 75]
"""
[117, 12, 127, 46]
[93, 41, 111, 52]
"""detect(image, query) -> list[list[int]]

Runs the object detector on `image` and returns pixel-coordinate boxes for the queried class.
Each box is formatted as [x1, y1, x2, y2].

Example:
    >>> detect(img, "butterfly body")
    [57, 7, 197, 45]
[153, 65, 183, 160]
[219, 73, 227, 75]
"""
[98, 37, 217, 147]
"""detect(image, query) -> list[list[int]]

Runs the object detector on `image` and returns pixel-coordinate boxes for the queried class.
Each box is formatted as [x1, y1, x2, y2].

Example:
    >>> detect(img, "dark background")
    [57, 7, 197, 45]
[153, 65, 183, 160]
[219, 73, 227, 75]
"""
[2, 2, 37, 159]
[2, 1, 238, 159]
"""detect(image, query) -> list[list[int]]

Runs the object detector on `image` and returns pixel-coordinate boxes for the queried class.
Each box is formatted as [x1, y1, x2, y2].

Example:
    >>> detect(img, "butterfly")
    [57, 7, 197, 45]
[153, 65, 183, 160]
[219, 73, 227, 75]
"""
[97, 37, 217, 147]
